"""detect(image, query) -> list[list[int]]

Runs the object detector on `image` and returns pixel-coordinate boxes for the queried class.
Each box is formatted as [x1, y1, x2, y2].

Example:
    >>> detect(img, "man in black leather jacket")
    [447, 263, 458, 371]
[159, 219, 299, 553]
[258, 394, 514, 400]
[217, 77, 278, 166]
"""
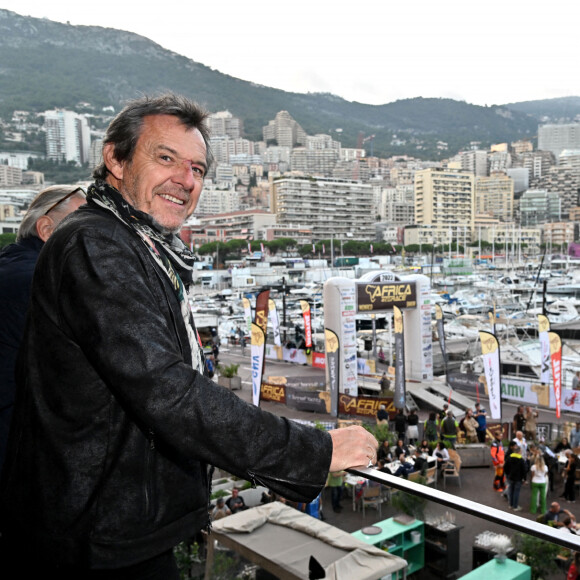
[0, 94, 377, 578]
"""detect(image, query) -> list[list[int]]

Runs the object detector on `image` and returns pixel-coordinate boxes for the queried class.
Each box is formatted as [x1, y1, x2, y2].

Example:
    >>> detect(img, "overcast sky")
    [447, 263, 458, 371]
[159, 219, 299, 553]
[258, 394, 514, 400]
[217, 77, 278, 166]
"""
[3, 0, 579, 107]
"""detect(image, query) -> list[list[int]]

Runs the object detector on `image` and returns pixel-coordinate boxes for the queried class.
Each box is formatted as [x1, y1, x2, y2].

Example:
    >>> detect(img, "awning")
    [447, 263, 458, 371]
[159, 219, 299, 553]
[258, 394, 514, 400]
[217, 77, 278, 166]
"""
[205, 502, 407, 579]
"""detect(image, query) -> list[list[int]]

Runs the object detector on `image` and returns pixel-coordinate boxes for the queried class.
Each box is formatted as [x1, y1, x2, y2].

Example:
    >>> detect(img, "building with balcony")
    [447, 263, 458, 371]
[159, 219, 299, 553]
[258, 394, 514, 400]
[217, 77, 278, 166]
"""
[270, 176, 375, 242]
[519, 189, 561, 226]
[530, 166, 580, 218]
[263, 224, 312, 245]
[449, 150, 489, 176]
[414, 168, 474, 231]
[474, 172, 514, 222]
[0, 165, 23, 186]
[196, 185, 241, 217]
[404, 224, 473, 248]
[198, 209, 276, 242]
[543, 222, 575, 247]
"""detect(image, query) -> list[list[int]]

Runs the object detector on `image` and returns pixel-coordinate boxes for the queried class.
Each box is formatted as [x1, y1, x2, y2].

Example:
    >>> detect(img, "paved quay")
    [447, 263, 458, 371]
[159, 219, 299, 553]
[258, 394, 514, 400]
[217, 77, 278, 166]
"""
[216, 347, 571, 578]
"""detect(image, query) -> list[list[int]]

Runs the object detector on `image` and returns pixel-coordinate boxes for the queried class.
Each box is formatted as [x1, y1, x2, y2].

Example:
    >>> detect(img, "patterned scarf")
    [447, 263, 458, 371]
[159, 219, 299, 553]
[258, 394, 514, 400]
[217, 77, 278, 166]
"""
[87, 181, 204, 373]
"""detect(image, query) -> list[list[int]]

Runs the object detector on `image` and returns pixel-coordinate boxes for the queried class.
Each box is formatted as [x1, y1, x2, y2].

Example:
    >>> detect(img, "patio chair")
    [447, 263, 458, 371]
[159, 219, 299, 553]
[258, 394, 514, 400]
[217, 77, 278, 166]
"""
[442, 449, 462, 488]
[361, 482, 383, 518]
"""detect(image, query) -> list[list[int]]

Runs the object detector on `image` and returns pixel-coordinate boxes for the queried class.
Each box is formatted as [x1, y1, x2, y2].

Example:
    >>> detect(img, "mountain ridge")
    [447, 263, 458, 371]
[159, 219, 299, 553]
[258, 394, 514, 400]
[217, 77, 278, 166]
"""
[1, 9, 580, 158]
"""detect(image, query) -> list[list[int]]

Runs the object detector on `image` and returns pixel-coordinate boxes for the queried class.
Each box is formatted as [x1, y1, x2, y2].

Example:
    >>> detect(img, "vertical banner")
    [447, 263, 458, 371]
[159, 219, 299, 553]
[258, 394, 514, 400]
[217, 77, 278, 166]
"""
[250, 323, 266, 407]
[479, 331, 502, 420]
[325, 329, 340, 417]
[300, 299, 313, 354]
[242, 298, 252, 336]
[538, 315, 551, 385]
[255, 290, 270, 336]
[268, 299, 282, 347]
[393, 305, 406, 410]
[549, 331, 562, 419]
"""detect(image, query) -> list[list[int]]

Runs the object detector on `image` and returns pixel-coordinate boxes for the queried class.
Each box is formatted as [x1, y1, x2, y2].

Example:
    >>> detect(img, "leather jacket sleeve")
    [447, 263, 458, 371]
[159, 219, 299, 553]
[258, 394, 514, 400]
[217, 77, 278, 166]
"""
[34, 214, 333, 501]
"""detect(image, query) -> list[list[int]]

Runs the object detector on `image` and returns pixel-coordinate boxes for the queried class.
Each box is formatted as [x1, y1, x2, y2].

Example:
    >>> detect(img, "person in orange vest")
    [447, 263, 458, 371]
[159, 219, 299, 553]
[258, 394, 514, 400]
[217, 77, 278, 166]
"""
[490, 431, 506, 492]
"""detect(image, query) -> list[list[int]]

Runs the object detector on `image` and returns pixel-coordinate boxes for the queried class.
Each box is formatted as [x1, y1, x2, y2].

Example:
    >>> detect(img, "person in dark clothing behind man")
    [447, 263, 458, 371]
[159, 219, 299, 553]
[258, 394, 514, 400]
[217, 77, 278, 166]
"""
[0, 185, 85, 475]
[505, 441, 527, 511]
[0, 94, 378, 579]
[394, 409, 407, 441]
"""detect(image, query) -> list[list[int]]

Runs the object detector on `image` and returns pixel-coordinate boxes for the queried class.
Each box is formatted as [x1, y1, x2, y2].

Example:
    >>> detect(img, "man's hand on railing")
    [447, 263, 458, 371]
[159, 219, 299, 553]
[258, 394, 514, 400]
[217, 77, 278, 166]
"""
[329, 426, 378, 472]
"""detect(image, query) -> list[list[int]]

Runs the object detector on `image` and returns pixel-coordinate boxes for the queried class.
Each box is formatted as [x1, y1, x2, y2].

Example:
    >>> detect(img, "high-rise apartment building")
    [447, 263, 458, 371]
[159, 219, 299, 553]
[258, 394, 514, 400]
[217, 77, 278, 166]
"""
[511, 139, 534, 156]
[262, 111, 306, 148]
[195, 185, 240, 217]
[474, 173, 514, 222]
[530, 166, 580, 218]
[0, 165, 23, 186]
[538, 123, 580, 157]
[207, 111, 242, 138]
[449, 150, 489, 176]
[44, 110, 91, 165]
[270, 176, 375, 241]
[488, 151, 512, 173]
[517, 150, 555, 180]
[414, 168, 474, 230]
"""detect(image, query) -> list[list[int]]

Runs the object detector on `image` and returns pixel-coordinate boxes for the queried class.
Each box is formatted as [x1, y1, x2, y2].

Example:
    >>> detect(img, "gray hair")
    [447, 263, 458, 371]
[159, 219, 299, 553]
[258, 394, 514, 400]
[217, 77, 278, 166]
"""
[93, 93, 213, 181]
[17, 185, 85, 241]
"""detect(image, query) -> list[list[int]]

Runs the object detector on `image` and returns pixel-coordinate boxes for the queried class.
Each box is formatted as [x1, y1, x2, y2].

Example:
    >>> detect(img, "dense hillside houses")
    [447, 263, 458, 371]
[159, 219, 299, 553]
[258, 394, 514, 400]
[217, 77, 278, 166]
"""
[2, 106, 580, 256]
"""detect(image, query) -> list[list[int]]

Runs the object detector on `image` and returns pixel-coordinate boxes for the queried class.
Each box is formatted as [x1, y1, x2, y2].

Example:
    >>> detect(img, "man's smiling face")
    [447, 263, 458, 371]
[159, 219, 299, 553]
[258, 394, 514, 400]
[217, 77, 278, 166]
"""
[105, 114, 207, 233]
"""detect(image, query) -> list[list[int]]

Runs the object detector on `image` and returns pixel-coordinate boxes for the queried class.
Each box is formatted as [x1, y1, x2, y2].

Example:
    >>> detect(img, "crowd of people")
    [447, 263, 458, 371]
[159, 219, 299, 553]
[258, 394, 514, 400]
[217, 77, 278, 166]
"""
[377, 401, 490, 450]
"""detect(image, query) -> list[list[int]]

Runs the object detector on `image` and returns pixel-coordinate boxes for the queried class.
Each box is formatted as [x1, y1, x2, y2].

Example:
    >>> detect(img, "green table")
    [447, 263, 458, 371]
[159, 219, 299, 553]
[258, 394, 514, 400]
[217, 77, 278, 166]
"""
[459, 557, 531, 580]
[352, 517, 424, 578]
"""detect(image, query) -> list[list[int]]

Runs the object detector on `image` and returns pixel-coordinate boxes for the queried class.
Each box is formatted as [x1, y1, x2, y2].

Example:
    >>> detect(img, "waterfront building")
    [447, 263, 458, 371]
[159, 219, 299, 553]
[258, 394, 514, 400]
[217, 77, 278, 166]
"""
[414, 167, 474, 231]
[198, 209, 276, 242]
[270, 175, 375, 242]
[543, 222, 575, 248]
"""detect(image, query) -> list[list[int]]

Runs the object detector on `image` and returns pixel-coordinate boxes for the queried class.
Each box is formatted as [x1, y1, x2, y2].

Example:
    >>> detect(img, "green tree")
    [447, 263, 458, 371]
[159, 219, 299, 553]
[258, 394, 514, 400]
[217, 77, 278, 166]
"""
[266, 237, 297, 255]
